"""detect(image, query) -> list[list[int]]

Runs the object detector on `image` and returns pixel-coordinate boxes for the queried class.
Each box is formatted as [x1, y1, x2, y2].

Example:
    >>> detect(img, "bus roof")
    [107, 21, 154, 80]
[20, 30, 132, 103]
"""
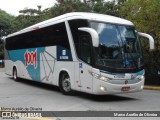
[6, 12, 134, 38]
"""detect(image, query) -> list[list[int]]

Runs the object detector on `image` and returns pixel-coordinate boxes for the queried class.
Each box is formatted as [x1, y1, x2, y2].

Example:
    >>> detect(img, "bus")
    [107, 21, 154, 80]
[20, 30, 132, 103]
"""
[4, 12, 154, 95]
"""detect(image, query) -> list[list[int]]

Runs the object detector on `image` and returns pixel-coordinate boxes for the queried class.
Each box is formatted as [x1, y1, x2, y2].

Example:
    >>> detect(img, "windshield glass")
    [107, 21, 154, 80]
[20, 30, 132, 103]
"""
[90, 22, 143, 69]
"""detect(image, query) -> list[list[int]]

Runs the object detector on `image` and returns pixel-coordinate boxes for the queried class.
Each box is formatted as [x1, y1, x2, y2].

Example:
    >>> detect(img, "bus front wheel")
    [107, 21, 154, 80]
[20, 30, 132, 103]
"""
[59, 72, 73, 95]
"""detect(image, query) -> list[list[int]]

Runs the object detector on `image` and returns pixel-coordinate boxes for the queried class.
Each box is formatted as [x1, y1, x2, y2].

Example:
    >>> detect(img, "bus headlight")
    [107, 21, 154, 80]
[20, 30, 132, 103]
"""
[140, 75, 144, 80]
[92, 73, 110, 81]
[99, 76, 108, 81]
[138, 75, 145, 80]
[92, 73, 100, 79]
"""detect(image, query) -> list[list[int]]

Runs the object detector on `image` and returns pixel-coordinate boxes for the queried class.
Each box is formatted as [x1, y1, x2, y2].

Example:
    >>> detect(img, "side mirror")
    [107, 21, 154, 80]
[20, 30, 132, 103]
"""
[78, 27, 99, 47]
[138, 32, 154, 50]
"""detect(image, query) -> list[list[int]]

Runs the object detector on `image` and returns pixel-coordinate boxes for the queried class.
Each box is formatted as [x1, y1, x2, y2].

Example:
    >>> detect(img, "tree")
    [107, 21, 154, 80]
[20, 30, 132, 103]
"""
[11, 6, 44, 33]
[0, 9, 14, 60]
[0, 9, 14, 37]
[46, 0, 90, 18]
[117, 0, 126, 4]
[120, 0, 160, 48]
[46, 0, 120, 18]
[57, 0, 64, 3]
[93, 0, 120, 16]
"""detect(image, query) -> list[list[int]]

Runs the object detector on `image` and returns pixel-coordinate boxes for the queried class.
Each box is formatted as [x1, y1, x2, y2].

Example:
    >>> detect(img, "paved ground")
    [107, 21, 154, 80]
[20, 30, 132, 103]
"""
[0, 68, 160, 120]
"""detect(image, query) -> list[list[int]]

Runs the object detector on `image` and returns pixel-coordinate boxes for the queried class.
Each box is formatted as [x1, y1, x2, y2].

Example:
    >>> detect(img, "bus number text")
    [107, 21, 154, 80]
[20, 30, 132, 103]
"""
[24, 49, 37, 69]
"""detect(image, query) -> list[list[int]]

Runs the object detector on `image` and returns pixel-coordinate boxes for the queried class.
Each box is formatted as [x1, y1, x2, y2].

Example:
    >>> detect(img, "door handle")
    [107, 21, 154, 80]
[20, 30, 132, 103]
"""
[81, 70, 83, 74]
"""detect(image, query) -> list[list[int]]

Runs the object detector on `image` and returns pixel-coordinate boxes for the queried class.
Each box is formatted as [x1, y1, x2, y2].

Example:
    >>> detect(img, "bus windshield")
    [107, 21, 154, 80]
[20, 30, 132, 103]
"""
[90, 22, 143, 69]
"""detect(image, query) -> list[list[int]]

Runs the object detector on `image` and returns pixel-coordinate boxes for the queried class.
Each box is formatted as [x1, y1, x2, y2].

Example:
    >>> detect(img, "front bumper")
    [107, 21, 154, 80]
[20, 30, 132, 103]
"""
[92, 78, 144, 95]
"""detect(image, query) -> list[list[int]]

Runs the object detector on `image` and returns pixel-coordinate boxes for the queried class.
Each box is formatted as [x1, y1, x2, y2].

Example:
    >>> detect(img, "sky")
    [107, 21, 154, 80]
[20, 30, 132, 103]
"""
[0, 0, 57, 16]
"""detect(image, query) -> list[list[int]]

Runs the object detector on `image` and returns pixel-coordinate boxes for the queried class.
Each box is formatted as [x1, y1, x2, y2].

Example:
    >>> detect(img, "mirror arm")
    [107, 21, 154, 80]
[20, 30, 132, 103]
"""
[78, 27, 99, 47]
[138, 32, 154, 50]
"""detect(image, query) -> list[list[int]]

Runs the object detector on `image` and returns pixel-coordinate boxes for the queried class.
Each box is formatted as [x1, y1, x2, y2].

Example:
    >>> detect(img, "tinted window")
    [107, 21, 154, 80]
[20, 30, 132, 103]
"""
[68, 19, 90, 60]
[6, 22, 70, 50]
[90, 21, 143, 69]
[79, 35, 92, 64]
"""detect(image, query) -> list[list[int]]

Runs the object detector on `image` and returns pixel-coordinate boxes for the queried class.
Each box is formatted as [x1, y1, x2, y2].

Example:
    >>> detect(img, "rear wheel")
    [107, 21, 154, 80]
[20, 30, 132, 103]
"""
[59, 72, 73, 95]
[13, 68, 19, 81]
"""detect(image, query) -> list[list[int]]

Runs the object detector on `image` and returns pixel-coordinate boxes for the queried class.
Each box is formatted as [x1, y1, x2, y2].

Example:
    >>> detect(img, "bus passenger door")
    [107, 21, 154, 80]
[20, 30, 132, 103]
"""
[79, 35, 93, 93]
[79, 62, 93, 93]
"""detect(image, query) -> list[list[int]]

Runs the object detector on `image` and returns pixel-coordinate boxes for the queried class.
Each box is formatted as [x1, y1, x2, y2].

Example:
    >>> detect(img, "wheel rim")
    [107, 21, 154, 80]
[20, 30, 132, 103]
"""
[62, 74, 71, 92]
[13, 70, 17, 80]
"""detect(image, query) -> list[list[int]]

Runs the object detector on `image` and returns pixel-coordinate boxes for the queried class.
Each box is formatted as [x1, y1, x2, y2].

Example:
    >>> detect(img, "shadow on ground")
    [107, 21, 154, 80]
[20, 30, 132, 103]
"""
[7, 77, 137, 102]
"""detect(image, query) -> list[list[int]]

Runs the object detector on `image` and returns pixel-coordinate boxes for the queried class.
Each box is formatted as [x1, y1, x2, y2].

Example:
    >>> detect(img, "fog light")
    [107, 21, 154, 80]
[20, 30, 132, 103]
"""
[141, 85, 144, 89]
[100, 86, 106, 92]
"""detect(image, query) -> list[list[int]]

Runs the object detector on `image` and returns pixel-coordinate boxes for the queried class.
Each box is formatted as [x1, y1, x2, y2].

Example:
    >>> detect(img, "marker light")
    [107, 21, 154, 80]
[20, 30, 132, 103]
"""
[32, 26, 40, 30]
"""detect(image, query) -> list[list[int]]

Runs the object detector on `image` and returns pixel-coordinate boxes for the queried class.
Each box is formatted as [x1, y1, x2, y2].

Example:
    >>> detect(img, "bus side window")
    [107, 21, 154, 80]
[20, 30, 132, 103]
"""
[79, 35, 92, 64]
[6, 22, 70, 50]
[68, 19, 92, 64]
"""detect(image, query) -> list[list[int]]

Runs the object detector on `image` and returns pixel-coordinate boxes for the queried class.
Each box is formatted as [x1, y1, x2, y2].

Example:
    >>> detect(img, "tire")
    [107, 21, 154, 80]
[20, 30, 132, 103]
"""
[13, 68, 19, 81]
[59, 72, 73, 95]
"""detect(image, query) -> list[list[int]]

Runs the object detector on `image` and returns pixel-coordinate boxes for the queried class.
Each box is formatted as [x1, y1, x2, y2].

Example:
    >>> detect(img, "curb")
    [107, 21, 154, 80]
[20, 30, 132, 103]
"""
[144, 86, 160, 90]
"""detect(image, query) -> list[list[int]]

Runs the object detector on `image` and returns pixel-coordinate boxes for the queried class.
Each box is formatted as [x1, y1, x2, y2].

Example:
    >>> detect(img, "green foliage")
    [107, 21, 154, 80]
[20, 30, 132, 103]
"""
[93, 1, 120, 16]
[10, 7, 44, 33]
[0, 9, 14, 36]
[120, 0, 160, 49]
[46, 0, 90, 18]
[0, 9, 14, 60]
[120, 0, 160, 52]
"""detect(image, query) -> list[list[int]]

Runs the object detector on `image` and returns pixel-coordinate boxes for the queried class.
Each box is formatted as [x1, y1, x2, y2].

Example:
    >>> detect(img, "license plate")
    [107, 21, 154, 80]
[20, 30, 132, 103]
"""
[114, 75, 125, 79]
[121, 87, 130, 91]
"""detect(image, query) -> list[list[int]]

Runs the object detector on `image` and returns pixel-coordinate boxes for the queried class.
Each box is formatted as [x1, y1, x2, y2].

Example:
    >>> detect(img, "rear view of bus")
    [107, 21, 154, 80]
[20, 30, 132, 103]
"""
[4, 12, 154, 95]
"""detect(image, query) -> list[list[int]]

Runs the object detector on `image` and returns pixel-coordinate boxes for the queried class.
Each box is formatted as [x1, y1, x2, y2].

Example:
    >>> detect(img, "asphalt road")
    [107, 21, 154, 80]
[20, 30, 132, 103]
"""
[0, 68, 159, 120]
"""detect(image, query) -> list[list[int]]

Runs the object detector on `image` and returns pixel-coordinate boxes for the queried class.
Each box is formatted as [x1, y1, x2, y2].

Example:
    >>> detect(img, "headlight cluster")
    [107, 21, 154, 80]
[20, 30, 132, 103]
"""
[92, 73, 111, 81]
[137, 75, 145, 80]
